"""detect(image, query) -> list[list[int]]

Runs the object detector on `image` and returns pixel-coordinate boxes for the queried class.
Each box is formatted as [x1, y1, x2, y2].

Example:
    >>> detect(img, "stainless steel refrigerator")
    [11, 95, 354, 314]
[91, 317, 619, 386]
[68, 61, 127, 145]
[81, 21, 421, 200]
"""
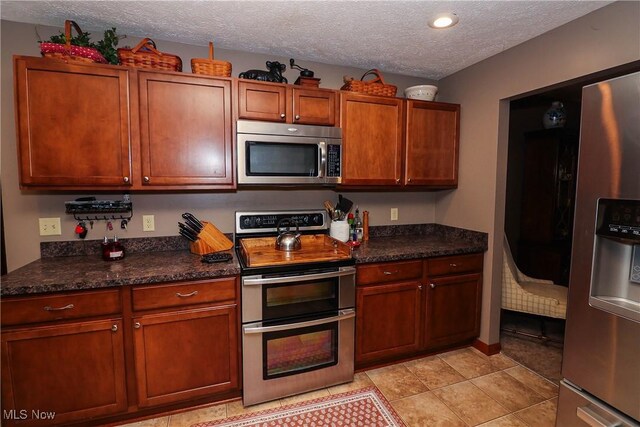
[556, 72, 640, 426]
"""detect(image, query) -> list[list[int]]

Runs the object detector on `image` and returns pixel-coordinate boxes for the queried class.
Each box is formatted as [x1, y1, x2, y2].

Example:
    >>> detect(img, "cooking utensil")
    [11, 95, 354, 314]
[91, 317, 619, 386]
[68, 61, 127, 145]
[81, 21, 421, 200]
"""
[178, 222, 199, 241]
[336, 195, 353, 215]
[274, 218, 302, 251]
[182, 213, 203, 231]
[179, 229, 197, 242]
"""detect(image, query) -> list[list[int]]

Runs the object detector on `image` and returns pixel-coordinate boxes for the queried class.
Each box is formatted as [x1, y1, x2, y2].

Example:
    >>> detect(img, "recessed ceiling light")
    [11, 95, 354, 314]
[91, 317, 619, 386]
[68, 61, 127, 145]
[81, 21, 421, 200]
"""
[428, 12, 459, 29]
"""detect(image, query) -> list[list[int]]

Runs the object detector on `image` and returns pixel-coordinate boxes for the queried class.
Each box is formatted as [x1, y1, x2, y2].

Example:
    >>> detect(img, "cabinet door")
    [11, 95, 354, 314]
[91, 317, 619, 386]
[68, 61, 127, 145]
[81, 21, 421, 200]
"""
[341, 93, 404, 186]
[138, 72, 233, 187]
[133, 305, 239, 407]
[423, 273, 482, 350]
[405, 100, 460, 187]
[356, 281, 422, 366]
[1, 319, 127, 426]
[14, 57, 132, 188]
[292, 88, 336, 125]
[238, 81, 288, 122]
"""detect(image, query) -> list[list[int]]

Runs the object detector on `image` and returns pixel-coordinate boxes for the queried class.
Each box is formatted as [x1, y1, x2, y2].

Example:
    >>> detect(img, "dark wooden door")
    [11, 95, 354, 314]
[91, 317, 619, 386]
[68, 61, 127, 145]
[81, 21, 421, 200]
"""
[356, 281, 422, 365]
[340, 93, 404, 186]
[292, 88, 336, 125]
[138, 72, 233, 188]
[423, 273, 482, 350]
[14, 57, 132, 188]
[132, 305, 239, 407]
[237, 80, 288, 122]
[405, 100, 460, 187]
[1, 319, 127, 426]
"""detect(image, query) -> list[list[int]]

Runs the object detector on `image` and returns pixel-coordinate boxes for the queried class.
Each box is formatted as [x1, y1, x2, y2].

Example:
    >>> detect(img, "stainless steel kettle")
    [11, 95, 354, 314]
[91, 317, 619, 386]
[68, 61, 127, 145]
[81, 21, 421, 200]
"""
[275, 218, 302, 251]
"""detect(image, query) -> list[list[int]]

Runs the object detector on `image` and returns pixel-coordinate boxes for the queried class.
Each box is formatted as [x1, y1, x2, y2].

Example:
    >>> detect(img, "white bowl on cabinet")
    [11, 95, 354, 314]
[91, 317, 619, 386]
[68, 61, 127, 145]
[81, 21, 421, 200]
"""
[404, 85, 438, 101]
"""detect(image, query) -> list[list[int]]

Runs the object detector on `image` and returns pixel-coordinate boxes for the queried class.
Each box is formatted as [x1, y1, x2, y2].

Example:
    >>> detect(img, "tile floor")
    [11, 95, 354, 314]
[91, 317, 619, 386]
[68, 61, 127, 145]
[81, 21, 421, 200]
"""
[119, 347, 558, 427]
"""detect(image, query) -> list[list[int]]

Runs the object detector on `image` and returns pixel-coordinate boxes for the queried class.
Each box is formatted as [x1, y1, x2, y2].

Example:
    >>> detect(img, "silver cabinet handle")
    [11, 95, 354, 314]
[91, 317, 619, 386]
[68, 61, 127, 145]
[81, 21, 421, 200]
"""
[450, 263, 459, 267]
[244, 309, 355, 334]
[418, 284, 423, 290]
[123, 176, 129, 183]
[111, 324, 118, 332]
[44, 304, 74, 311]
[280, 113, 286, 118]
[383, 270, 399, 275]
[134, 322, 141, 329]
[430, 283, 436, 289]
[408, 178, 412, 183]
[243, 266, 355, 286]
[395, 178, 400, 184]
[295, 114, 300, 120]
[143, 176, 150, 183]
[176, 291, 198, 298]
[577, 406, 623, 427]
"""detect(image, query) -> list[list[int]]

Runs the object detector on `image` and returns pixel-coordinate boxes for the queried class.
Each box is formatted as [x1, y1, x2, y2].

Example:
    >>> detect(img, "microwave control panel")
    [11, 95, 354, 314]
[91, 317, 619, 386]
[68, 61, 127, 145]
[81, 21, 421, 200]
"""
[595, 198, 640, 241]
[326, 144, 341, 178]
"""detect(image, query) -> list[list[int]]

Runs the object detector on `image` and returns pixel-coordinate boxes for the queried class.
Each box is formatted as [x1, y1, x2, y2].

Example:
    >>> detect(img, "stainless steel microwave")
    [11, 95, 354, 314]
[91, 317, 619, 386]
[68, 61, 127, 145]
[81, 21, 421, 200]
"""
[237, 120, 342, 185]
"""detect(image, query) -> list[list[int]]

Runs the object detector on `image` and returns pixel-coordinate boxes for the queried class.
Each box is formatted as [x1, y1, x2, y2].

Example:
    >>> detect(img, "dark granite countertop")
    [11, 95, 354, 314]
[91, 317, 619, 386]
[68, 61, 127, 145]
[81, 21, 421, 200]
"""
[1, 225, 487, 297]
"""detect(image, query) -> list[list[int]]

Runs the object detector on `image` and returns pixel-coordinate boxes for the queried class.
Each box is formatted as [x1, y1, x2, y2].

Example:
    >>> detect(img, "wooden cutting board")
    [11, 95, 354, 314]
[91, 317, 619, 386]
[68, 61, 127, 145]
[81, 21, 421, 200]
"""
[240, 234, 352, 267]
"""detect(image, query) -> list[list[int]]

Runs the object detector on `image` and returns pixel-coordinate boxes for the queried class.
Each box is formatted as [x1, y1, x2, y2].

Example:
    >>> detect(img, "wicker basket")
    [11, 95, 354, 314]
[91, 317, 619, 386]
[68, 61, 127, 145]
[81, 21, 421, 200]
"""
[341, 69, 397, 97]
[118, 38, 182, 72]
[191, 42, 231, 77]
[40, 20, 107, 64]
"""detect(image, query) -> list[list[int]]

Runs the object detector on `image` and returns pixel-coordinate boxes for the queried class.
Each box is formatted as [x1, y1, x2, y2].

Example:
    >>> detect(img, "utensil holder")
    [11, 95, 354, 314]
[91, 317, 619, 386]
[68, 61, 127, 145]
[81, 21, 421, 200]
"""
[189, 221, 233, 255]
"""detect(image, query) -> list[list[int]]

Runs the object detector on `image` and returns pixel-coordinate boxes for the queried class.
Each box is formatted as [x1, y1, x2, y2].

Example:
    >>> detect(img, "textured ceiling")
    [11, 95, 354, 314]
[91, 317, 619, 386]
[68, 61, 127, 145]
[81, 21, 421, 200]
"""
[1, 0, 613, 79]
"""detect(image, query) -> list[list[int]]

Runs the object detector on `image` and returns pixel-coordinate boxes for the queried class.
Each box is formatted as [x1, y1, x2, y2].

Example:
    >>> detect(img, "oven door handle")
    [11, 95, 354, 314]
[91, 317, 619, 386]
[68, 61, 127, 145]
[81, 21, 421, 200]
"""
[243, 309, 355, 334]
[242, 267, 356, 286]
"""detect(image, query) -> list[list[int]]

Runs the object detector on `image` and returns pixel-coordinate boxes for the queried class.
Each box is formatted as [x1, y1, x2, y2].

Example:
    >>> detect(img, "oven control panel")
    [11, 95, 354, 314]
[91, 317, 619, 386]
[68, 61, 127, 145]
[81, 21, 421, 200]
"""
[236, 210, 327, 233]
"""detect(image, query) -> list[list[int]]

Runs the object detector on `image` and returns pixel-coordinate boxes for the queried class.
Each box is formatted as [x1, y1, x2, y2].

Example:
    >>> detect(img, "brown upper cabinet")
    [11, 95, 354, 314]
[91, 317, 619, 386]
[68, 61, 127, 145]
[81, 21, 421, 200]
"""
[238, 80, 338, 126]
[14, 56, 133, 189]
[137, 71, 234, 188]
[340, 93, 460, 188]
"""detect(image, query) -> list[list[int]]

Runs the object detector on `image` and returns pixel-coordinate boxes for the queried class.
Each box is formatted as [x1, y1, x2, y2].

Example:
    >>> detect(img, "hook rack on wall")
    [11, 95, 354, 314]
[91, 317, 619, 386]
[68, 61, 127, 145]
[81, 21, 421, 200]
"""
[65, 198, 133, 222]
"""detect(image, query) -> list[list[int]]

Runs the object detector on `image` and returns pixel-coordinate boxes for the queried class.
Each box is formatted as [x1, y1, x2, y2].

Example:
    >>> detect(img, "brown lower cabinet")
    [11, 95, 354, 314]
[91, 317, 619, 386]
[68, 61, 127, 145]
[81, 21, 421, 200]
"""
[0, 277, 240, 426]
[355, 253, 483, 368]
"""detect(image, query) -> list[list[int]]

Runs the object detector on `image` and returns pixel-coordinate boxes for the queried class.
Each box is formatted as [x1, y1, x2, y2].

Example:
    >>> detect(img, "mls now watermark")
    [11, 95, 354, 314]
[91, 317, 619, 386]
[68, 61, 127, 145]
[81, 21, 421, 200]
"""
[3, 409, 56, 420]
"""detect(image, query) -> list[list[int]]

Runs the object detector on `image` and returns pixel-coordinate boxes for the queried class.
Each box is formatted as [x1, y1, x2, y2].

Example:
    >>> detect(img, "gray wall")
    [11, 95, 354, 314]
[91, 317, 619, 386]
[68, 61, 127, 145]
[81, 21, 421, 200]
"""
[1, 20, 436, 272]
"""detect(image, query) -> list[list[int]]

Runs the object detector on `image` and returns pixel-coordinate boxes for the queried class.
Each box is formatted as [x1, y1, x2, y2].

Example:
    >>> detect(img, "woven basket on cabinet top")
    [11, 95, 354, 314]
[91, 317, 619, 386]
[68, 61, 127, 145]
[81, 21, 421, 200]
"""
[191, 42, 232, 77]
[40, 20, 107, 64]
[341, 69, 397, 97]
[117, 38, 182, 72]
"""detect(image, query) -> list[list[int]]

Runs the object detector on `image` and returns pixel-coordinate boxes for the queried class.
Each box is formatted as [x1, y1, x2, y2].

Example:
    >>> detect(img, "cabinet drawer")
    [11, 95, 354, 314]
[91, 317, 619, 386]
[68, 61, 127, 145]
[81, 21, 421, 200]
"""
[357, 260, 423, 285]
[132, 278, 237, 311]
[428, 253, 483, 276]
[1, 289, 121, 326]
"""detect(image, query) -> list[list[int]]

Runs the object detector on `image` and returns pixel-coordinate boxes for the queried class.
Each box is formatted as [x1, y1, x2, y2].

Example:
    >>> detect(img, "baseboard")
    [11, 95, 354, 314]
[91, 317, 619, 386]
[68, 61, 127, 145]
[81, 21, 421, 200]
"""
[473, 339, 501, 356]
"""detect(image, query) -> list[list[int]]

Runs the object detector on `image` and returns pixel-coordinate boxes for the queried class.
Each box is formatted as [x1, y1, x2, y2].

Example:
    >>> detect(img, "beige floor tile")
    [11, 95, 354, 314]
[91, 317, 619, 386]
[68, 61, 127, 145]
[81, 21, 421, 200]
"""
[328, 371, 375, 395]
[404, 356, 466, 390]
[117, 417, 169, 427]
[471, 371, 545, 411]
[168, 403, 226, 426]
[226, 398, 282, 417]
[431, 381, 509, 426]
[392, 391, 467, 427]
[515, 398, 557, 427]
[366, 363, 428, 401]
[439, 348, 501, 379]
[487, 353, 518, 370]
[477, 414, 529, 427]
[505, 366, 559, 399]
[279, 388, 330, 406]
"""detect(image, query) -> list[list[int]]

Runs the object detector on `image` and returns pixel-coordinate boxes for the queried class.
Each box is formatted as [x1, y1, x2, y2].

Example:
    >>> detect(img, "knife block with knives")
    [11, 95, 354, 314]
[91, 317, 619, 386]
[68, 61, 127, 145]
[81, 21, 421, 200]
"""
[189, 222, 233, 255]
[179, 213, 233, 255]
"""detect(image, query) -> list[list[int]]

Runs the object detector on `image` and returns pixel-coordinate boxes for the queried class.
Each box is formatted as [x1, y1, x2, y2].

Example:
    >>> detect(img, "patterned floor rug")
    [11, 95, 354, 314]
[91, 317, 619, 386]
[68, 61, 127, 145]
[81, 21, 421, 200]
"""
[191, 387, 406, 427]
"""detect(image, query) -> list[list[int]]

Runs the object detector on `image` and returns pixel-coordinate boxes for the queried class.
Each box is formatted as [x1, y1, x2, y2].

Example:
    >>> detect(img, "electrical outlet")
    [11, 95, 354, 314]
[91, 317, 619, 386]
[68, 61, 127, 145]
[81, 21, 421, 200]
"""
[39, 218, 61, 236]
[390, 208, 399, 221]
[142, 215, 155, 232]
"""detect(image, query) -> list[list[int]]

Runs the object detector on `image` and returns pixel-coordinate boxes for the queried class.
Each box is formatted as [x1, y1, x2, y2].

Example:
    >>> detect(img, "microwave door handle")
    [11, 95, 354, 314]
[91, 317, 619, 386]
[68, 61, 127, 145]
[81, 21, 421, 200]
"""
[243, 267, 356, 286]
[243, 309, 355, 334]
[318, 142, 326, 178]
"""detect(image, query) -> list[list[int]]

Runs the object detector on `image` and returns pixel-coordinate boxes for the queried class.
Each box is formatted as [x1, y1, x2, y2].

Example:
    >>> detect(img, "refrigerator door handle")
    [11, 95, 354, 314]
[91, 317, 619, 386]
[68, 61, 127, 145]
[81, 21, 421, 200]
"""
[577, 406, 624, 427]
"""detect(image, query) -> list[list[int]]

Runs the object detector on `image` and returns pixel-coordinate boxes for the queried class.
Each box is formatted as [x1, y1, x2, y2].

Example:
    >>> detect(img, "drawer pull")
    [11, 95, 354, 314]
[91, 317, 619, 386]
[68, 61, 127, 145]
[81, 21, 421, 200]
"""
[111, 324, 118, 332]
[176, 291, 199, 298]
[280, 113, 286, 118]
[43, 303, 75, 311]
[383, 270, 398, 275]
[430, 283, 436, 289]
[450, 263, 459, 267]
[418, 284, 423, 290]
[134, 322, 141, 329]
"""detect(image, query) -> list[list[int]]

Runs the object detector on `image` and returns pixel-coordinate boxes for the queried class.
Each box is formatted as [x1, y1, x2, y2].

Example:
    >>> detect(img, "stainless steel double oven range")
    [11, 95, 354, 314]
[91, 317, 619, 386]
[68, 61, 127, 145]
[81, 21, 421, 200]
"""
[234, 210, 355, 406]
